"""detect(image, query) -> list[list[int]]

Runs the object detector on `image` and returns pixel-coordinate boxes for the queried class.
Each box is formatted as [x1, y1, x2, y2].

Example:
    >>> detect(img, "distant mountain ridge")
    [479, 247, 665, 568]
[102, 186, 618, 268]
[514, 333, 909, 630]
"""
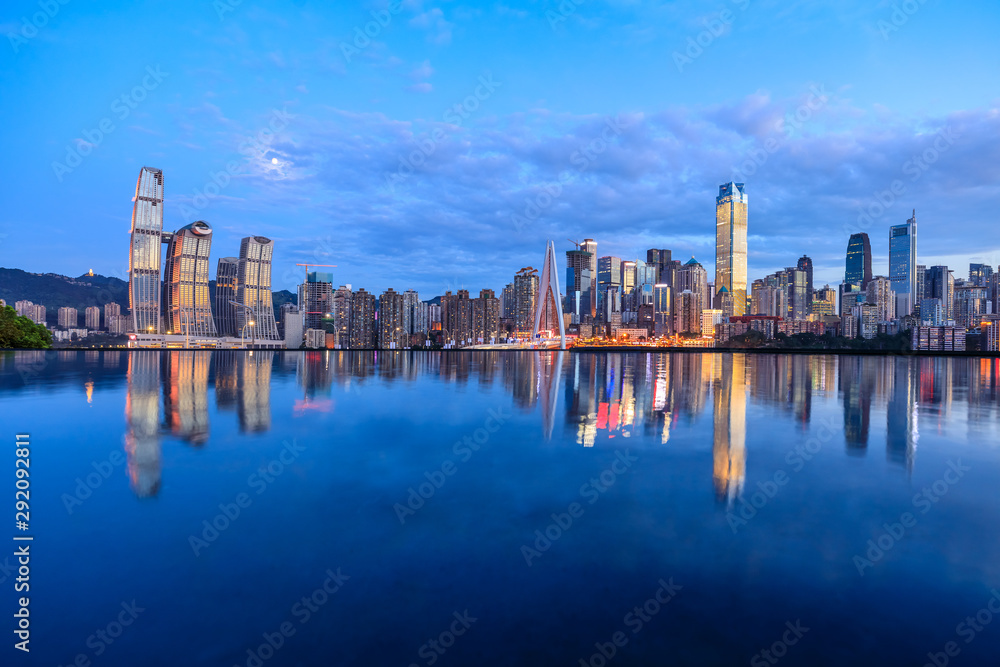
[0, 268, 296, 326]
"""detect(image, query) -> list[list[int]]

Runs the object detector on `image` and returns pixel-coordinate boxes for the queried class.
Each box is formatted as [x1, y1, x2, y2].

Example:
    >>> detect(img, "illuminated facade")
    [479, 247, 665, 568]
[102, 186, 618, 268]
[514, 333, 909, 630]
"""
[214, 257, 239, 337]
[237, 236, 280, 341]
[163, 221, 217, 337]
[128, 166, 165, 333]
[513, 267, 539, 336]
[715, 182, 748, 316]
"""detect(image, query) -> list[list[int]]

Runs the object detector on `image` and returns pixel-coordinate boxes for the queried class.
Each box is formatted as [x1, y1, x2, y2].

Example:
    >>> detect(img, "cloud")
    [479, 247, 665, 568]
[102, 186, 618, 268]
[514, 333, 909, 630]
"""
[176, 91, 1000, 294]
[406, 82, 433, 94]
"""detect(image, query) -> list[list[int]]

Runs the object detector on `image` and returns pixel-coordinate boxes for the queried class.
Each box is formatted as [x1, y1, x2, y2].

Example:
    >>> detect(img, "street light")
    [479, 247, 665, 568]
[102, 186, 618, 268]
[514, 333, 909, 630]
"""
[231, 300, 257, 349]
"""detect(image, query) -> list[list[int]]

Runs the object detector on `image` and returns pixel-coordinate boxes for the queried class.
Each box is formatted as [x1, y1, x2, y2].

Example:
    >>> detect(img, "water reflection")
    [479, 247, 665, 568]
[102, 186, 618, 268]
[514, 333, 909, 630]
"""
[3, 350, 1000, 502]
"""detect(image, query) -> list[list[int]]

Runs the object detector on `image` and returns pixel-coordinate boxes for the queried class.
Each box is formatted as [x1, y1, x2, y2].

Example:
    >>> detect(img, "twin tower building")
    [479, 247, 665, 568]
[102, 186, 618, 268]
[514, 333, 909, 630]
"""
[127, 166, 280, 342]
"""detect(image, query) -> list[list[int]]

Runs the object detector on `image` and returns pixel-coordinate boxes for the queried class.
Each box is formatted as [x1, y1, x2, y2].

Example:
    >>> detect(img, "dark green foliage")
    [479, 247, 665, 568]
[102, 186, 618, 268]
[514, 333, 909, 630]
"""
[0, 306, 52, 348]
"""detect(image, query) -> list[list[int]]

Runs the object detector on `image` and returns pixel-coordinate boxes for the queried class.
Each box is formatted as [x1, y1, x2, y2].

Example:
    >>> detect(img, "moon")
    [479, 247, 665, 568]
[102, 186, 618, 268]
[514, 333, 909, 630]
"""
[271, 157, 278, 164]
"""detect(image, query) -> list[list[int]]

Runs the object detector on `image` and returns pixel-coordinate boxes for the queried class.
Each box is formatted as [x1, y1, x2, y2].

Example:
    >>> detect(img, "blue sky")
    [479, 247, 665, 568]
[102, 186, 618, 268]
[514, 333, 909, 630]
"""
[1, 0, 998, 295]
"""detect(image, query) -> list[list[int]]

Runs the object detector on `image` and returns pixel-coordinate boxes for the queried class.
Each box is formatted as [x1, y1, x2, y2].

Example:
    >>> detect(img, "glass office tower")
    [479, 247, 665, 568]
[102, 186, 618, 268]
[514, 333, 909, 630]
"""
[889, 210, 918, 317]
[846, 233, 873, 289]
[128, 166, 165, 333]
[214, 257, 239, 337]
[715, 182, 748, 316]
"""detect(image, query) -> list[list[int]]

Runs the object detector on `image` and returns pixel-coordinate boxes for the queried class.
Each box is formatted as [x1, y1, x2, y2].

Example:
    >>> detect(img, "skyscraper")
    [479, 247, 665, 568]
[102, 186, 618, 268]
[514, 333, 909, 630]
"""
[534, 240, 566, 348]
[237, 236, 280, 341]
[85, 306, 101, 330]
[301, 271, 333, 331]
[58, 307, 78, 328]
[214, 257, 239, 337]
[163, 221, 217, 337]
[597, 256, 622, 322]
[514, 267, 539, 336]
[889, 210, 918, 317]
[565, 247, 594, 324]
[715, 182, 748, 316]
[796, 255, 814, 314]
[378, 288, 406, 349]
[349, 289, 376, 349]
[128, 166, 165, 333]
[845, 233, 873, 290]
[925, 266, 955, 321]
[970, 263, 993, 288]
[332, 286, 352, 347]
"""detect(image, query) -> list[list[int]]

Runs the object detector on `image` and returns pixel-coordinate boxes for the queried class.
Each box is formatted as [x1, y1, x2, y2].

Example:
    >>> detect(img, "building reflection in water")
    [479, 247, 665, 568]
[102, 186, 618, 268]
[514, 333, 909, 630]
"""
[125, 351, 162, 497]
[101, 349, 1000, 500]
[163, 351, 211, 445]
[712, 354, 747, 503]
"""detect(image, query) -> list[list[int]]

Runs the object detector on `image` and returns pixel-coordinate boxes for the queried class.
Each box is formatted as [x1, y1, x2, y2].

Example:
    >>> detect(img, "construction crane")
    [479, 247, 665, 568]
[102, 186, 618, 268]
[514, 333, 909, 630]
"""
[295, 263, 337, 281]
[567, 238, 581, 250]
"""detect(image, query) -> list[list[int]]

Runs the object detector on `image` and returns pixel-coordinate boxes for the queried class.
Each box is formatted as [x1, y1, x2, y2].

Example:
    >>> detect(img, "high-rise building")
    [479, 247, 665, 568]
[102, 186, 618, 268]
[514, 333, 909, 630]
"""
[214, 257, 239, 337]
[953, 285, 989, 330]
[332, 286, 352, 347]
[620, 260, 637, 296]
[472, 289, 500, 343]
[402, 289, 420, 336]
[889, 210, 918, 317]
[104, 302, 121, 327]
[676, 258, 709, 311]
[514, 268, 539, 336]
[597, 256, 622, 322]
[715, 182, 748, 316]
[85, 306, 101, 330]
[796, 256, 814, 314]
[914, 264, 927, 317]
[565, 247, 594, 324]
[653, 284, 673, 336]
[785, 267, 809, 321]
[442, 290, 474, 345]
[646, 249, 672, 283]
[283, 306, 303, 349]
[674, 289, 702, 335]
[58, 307, 78, 328]
[970, 263, 993, 288]
[349, 289, 376, 349]
[845, 233, 873, 290]
[378, 288, 407, 349]
[162, 221, 217, 337]
[925, 265, 955, 322]
[300, 271, 333, 331]
[236, 236, 280, 341]
[501, 283, 516, 320]
[128, 166, 165, 334]
[812, 286, 837, 316]
[866, 276, 894, 322]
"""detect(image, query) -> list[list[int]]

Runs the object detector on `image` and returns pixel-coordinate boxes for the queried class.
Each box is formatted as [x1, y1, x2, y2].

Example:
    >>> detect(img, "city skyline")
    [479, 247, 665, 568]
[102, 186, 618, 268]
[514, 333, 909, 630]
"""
[1, 2, 998, 296]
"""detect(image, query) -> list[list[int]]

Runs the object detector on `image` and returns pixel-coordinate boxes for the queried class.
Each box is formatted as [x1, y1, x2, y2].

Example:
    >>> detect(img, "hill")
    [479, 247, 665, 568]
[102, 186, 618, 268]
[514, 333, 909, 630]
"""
[0, 268, 296, 326]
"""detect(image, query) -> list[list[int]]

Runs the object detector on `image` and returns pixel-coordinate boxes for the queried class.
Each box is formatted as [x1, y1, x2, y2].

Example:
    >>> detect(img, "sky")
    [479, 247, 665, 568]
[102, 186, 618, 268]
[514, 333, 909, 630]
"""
[1, 0, 998, 296]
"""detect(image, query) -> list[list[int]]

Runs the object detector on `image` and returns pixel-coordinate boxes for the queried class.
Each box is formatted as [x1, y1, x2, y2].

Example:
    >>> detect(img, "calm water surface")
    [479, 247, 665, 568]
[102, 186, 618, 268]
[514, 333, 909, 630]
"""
[2, 350, 1000, 666]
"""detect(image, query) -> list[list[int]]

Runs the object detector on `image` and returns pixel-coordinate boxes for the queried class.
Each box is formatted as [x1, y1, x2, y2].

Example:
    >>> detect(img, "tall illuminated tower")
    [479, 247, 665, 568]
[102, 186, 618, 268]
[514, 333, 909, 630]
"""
[715, 182, 748, 316]
[533, 240, 566, 349]
[163, 221, 217, 336]
[128, 166, 165, 333]
[237, 236, 280, 341]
